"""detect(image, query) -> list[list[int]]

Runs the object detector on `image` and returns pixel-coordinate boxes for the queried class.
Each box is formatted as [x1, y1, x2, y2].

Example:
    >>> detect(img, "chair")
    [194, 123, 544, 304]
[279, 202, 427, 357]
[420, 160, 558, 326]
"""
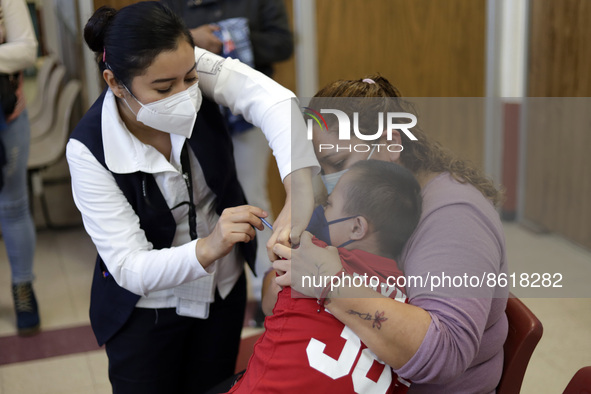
[27, 55, 58, 122]
[496, 294, 543, 394]
[563, 366, 591, 394]
[30, 64, 65, 141]
[27, 79, 81, 228]
[235, 331, 264, 373]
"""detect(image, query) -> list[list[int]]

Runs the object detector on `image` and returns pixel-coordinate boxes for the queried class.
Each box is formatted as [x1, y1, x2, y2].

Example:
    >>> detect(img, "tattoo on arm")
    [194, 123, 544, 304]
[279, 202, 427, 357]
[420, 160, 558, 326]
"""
[347, 310, 388, 329]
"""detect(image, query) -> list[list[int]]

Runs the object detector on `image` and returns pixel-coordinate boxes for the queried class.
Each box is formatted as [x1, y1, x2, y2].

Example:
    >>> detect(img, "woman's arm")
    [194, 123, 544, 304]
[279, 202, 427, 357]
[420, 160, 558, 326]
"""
[0, 0, 37, 73]
[272, 233, 430, 368]
[195, 47, 318, 247]
[194, 47, 319, 182]
[67, 139, 264, 295]
[273, 201, 505, 383]
[320, 287, 431, 369]
[266, 167, 315, 258]
[389, 202, 506, 384]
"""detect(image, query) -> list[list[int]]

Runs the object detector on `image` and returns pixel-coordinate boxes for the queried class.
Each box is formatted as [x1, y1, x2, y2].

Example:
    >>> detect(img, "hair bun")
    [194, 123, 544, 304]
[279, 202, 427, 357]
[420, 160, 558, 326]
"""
[84, 6, 117, 53]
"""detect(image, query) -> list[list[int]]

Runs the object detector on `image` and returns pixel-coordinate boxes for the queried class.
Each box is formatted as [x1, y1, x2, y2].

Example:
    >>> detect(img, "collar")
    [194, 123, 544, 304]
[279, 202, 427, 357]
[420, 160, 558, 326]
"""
[101, 89, 186, 174]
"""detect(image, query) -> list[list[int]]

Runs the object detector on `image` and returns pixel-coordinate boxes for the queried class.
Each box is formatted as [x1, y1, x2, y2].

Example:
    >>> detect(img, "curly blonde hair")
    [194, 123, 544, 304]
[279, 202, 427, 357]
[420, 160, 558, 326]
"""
[310, 74, 504, 207]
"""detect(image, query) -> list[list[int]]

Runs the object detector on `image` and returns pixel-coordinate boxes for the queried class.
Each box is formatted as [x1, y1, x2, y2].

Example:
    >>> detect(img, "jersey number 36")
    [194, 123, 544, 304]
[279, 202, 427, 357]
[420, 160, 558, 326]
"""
[306, 325, 392, 394]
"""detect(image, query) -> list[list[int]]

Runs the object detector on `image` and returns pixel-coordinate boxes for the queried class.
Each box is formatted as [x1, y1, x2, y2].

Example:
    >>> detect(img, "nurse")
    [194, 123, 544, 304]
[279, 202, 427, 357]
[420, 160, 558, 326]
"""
[67, 2, 317, 393]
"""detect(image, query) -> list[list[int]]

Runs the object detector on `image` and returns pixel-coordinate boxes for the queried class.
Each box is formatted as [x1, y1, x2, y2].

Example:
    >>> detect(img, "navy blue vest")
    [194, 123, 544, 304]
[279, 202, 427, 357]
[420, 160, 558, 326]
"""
[70, 90, 256, 346]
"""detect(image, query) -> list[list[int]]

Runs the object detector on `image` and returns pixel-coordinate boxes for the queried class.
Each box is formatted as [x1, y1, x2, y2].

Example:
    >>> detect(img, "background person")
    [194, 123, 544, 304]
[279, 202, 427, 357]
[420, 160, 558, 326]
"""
[0, 0, 39, 336]
[267, 75, 509, 393]
[68, 2, 316, 393]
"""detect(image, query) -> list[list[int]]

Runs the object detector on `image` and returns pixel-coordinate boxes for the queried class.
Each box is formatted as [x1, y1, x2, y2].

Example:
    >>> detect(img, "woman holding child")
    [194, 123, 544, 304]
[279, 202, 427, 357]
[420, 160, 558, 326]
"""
[268, 75, 509, 393]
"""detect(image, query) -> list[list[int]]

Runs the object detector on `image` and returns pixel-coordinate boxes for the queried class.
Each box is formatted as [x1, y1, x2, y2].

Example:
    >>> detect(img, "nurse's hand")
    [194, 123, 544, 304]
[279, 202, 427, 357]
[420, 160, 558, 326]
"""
[196, 205, 267, 268]
[266, 168, 314, 261]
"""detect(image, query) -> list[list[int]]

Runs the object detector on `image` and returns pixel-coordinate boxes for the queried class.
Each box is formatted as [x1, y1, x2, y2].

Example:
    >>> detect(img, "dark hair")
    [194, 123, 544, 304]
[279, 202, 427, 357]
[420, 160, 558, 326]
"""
[84, 1, 194, 89]
[310, 74, 504, 207]
[343, 160, 422, 259]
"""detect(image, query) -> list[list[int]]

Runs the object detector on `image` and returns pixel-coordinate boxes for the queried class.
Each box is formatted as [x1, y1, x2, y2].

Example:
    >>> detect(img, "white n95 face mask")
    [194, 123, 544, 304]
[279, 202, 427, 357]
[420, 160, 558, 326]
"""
[123, 81, 202, 138]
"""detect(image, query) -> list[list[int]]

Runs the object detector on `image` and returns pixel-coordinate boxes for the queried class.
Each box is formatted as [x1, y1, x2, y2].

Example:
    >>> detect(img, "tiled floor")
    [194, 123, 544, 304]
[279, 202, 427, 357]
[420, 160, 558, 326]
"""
[504, 224, 591, 393]
[0, 223, 264, 394]
[1, 222, 590, 393]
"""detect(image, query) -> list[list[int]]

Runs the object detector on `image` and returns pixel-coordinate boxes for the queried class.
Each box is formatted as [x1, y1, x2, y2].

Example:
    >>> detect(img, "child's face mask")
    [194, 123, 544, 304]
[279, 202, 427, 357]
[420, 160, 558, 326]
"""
[122, 81, 202, 138]
[306, 205, 357, 248]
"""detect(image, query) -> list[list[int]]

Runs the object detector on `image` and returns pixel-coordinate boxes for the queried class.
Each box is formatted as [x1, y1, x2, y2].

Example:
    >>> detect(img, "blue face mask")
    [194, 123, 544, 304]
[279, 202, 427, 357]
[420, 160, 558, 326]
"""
[320, 145, 377, 195]
[306, 205, 356, 248]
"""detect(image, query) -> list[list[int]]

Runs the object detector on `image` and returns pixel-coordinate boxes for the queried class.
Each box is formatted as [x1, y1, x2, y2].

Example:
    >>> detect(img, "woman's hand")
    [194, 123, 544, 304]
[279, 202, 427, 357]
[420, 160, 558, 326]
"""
[196, 205, 267, 267]
[272, 231, 343, 295]
[266, 168, 315, 261]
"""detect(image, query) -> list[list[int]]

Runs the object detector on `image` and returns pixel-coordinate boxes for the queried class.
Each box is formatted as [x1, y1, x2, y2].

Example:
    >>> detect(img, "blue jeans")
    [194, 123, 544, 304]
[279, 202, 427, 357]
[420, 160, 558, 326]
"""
[0, 109, 36, 284]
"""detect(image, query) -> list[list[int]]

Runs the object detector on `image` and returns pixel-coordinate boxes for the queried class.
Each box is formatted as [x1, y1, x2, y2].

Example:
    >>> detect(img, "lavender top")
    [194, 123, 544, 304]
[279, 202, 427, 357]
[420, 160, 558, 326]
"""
[394, 173, 509, 393]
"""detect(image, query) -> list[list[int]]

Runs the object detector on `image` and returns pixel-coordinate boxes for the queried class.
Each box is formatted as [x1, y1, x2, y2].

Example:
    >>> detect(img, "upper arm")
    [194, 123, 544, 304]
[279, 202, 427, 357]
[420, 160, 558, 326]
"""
[395, 202, 506, 383]
[0, 0, 37, 73]
[194, 47, 319, 180]
[195, 46, 293, 106]
[404, 202, 504, 301]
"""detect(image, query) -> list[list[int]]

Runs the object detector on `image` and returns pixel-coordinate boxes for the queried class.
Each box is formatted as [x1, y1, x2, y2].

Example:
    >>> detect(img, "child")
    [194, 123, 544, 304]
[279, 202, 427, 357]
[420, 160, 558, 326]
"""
[226, 159, 422, 394]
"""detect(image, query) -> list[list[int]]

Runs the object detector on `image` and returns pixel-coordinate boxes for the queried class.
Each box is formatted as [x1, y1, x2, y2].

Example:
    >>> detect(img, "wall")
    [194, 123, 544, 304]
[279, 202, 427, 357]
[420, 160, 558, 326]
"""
[523, 0, 591, 249]
[315, 0, 486, 97]
[314, 0, 487, 167]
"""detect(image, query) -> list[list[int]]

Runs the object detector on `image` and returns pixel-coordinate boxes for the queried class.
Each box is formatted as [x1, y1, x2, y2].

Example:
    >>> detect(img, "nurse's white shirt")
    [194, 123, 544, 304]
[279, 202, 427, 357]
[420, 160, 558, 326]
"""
[66, 48, 318, 311]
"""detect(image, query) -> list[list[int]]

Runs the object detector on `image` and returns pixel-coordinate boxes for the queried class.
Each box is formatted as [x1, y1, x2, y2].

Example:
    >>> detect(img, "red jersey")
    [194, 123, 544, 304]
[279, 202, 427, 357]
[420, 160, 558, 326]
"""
[228, 241, 411, 393]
